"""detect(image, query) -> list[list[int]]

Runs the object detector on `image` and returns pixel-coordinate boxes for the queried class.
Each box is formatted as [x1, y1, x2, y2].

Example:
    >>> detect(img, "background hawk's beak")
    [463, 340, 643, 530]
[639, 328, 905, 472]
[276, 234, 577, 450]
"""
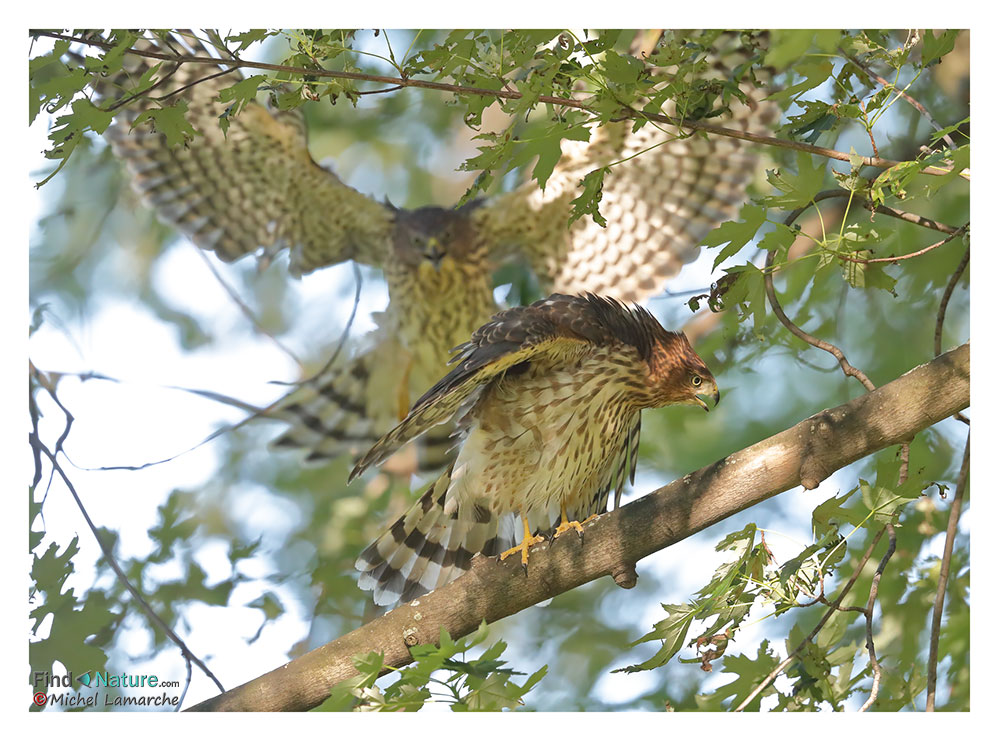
[425, 237, 445, 269]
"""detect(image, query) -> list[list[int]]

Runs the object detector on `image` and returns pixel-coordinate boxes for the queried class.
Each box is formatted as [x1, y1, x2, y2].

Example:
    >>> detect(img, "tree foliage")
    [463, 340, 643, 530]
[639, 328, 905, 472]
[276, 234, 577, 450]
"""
[28, 29, 969, 712]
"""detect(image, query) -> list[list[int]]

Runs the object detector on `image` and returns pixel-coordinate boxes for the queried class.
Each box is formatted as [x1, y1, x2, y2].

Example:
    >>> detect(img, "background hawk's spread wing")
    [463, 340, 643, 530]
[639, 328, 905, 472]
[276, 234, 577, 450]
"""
[98, 32, 393, 274]
[349, 294, 633, 480]
[475, 32, 778, 303]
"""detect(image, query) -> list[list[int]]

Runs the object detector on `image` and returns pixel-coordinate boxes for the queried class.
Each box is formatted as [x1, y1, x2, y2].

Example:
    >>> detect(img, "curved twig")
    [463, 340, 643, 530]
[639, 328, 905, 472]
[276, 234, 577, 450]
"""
[935, 247, 971, 357]
[763, 237, 877, 392]
[859, 523, 896, 712]
[863, 202, 962, 236]
[934, 246, 971, 425]
[192, 246, 303, 370]
[926, 432, 970, 711]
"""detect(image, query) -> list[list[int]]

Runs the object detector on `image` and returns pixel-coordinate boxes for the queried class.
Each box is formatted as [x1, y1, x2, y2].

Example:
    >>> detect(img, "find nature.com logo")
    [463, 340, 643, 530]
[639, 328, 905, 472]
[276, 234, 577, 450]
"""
[31, 669, 182, 708]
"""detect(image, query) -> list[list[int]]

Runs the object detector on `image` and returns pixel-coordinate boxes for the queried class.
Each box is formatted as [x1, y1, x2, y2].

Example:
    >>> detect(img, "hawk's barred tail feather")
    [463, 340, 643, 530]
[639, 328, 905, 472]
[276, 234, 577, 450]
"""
[355, 466, 514, 606]
[270, 344, 459, 472]
[269, 349, 383, 465]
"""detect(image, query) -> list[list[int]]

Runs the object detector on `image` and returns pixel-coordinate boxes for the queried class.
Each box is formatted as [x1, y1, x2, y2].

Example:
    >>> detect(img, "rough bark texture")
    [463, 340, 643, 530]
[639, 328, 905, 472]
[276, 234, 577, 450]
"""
[189, 342, 969, 712]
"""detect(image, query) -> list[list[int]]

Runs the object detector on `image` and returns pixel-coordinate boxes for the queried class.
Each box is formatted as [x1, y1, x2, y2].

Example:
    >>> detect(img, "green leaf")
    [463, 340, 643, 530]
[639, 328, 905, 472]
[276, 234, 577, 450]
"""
[568, 167, 609, 227]
[703, 203, 767, 269]
[921, 30, 959, 66]
[768, 60, 833, 104]
[131, 100, 198, 148]
[247, 591, 283, 621]
[758, 223, 797, 263]
[812, 489, 862, 539]
[218, 75, 267, 118]
[600, 49, 644, 85]
[719, 263, 768, 335]
[924, 144, 969, 195]
[701, 641, 780, 710]
[928, 116, 969, 145]
[758, 151, 827, 209]
[226, 29, 280, 53]
[523, 124, 589, 190]
[616, 603, 697, 673]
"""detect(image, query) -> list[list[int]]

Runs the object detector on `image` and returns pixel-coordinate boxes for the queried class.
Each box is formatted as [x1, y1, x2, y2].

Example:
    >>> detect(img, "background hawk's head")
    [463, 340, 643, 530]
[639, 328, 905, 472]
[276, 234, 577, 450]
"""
[390, 204, 481, 271]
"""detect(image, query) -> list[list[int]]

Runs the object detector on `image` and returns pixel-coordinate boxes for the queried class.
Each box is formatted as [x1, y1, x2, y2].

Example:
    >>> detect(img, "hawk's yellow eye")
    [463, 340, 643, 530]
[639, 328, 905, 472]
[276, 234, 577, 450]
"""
[691, 375, 702, 387]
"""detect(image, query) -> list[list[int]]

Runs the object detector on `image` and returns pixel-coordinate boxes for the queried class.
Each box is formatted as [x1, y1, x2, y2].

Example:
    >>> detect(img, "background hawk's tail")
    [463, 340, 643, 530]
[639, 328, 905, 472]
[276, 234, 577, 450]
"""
[269, 348, 385, 466]
[269, 342, 458, 475]
[355, 468, 516, 607]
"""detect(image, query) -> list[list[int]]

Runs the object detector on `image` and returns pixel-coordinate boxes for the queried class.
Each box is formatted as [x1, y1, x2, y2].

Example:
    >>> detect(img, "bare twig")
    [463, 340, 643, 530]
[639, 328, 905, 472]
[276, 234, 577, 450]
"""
[935, 246, 971, 357]
[192, 247, 303, 370]
[298, 262, 364, 386]
[29, 366, 272, 472]
[760, 192, 931, 709]
[176, 655, 193, 712]
[926, 432, 970, 711]
[934, 245, 971, 425]
[36, 30, 967, 179]
[859, 523, 896, 712]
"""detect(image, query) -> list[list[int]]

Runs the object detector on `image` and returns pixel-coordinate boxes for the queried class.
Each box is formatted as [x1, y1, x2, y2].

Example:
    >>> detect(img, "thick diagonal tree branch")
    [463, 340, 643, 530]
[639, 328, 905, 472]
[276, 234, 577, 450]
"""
[189, 342, 969, 712]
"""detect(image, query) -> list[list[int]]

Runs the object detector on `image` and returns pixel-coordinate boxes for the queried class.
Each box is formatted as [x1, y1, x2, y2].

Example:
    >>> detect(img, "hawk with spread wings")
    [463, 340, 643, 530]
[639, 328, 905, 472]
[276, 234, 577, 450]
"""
[349, 293, 719, 606]
[86, 30, 774, 472]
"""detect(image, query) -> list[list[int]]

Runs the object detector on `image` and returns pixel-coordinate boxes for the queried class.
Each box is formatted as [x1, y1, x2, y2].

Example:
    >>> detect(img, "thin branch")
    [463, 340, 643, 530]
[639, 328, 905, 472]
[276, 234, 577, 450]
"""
[863, 202, 962, 236]
[934, 245, 971, 425]
[843, 52, 957, 150]
[35, 30, 967, 179]
[765, 194, 877, 392]
[192, 247, 303, 370]
[935, 246, 970, 356]
[859, 523, 896, 712]
[926, 432, 970, 711]
[735, 526, 887, 711]
[187, 344, 969, 711]
[835, 224, 968, 265]
[29, 431, 226, 695]
[299, 262, 363, 386]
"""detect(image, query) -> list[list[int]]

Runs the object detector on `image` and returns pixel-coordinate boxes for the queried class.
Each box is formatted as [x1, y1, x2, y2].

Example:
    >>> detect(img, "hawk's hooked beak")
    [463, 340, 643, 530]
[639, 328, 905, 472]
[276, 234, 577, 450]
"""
[424, 237, 445, 270]
[694, 384, 721, 412]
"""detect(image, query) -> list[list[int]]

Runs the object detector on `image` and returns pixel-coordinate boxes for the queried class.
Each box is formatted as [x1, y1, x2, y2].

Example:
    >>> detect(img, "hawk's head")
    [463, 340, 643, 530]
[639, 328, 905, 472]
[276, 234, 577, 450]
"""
[567, 295, 720, 412]
[391, 205, 481, 271]
[646, 328, 719, 411]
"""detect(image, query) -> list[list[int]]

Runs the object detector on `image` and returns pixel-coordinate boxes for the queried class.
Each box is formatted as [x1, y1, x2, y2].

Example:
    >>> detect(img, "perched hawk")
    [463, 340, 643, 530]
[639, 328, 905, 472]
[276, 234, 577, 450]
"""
[350, 293, 719, 606]
[83, 30, 772, 472]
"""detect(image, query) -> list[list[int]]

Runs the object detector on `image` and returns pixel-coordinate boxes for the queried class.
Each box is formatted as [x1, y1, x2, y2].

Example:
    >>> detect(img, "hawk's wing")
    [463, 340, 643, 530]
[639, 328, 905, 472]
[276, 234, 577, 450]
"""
[90, 31, 393, 274]
[349, 293, 631, 480]
[475, 31, 779, 303]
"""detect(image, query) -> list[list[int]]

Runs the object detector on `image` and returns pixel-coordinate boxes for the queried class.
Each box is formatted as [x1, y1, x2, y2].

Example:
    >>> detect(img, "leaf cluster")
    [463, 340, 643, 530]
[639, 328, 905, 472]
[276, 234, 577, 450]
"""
[320, 623, 547, 711]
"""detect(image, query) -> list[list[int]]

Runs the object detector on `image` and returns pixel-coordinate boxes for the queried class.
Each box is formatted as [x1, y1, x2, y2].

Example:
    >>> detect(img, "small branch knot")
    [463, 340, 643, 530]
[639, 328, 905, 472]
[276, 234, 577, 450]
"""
[612, 563, 639, 589]
[402, 629, 419, 647]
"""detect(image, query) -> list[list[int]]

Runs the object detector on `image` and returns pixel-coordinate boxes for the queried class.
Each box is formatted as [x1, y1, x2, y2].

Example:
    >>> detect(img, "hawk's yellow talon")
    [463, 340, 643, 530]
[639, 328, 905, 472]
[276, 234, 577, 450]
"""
[553, 506, 598, 539]
[500, 515, 544, 567]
